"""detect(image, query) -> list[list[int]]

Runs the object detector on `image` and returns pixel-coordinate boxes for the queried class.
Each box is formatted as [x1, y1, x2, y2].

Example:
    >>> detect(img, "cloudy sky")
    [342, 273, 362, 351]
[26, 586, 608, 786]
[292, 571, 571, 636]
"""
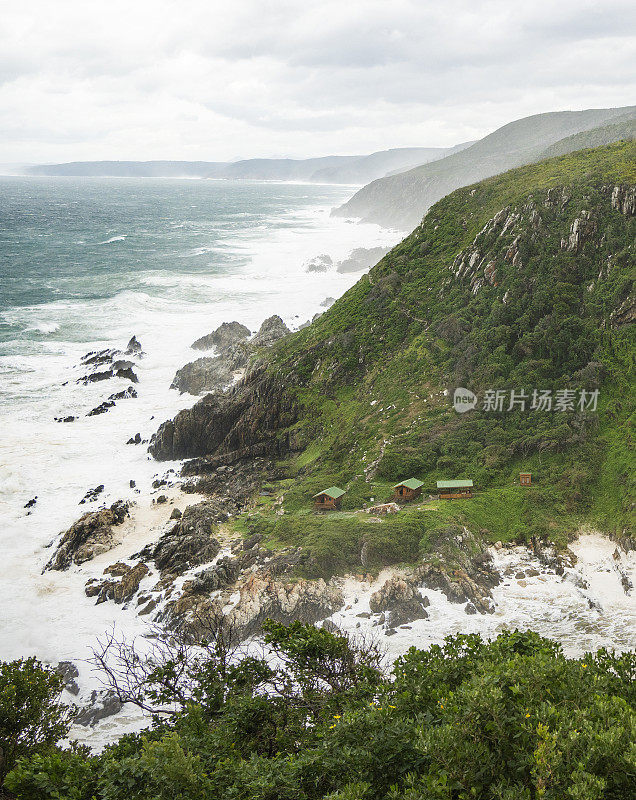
[2, 0, 635, 164]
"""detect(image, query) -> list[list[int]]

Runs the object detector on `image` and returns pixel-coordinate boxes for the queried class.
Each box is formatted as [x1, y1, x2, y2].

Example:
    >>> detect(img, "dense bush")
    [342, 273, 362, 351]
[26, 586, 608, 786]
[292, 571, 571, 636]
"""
[0, 657, 72, 785]
[4, 626, 635, 799]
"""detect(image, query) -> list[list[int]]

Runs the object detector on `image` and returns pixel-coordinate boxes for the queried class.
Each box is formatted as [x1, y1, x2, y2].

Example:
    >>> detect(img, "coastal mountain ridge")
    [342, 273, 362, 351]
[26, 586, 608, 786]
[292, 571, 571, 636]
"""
[149, 141, 635, 580]
[22, 144, 472, 184]
[334, 105, 636, 230]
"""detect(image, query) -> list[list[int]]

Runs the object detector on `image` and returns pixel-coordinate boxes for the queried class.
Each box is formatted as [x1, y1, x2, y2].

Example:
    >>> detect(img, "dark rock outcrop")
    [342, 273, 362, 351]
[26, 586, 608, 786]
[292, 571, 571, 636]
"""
[153, 503, 222, 574]
[172, 316, 290, 396]
[369, 576, 429, 626]
[56, 661, 80, 695]
[150, 366, 297, 462]
[75, 690, 122, 727]
[191, 321, 251, 351]
[46, 501, 129, 571]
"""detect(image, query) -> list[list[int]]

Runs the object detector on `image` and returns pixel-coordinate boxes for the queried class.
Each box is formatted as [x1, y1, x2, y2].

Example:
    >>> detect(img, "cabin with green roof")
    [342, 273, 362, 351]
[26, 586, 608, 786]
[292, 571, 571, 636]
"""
[392, 478, 424, 503]
[313, 486, 346, 511]
[437, 479, 473, 499]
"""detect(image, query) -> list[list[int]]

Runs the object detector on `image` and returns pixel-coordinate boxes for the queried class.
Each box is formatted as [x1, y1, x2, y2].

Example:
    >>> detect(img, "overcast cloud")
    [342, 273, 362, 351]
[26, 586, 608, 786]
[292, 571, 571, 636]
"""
[1, 0, 635, 163]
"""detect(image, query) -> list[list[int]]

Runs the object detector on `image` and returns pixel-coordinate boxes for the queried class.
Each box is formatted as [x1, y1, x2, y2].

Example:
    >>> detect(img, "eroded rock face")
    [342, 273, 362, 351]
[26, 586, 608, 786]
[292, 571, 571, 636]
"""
[150, 366, 298, 462]
[166, 575, 343, 642]
[611, 184, 636, 216]
[46, 501, 129, 571]
[251, 315, 290, 347]
[172, 316, 290, 396]
[415, 554, 498, 614]
[153, 503, 222, 574]
[191, 321, 251, 352]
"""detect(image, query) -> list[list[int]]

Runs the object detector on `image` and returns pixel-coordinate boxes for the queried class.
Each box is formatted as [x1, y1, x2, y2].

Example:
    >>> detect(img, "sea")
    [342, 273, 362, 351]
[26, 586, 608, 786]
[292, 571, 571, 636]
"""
[0, 176, 634, 747]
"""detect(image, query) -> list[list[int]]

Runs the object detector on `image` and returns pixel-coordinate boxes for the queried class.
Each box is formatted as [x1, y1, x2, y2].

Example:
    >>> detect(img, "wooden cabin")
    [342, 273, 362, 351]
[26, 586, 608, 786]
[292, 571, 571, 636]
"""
[392, 478, 424, 503]
[437, 479, 473, 499]
[313, 486, 345, 511]
[519, 472, 532, 486]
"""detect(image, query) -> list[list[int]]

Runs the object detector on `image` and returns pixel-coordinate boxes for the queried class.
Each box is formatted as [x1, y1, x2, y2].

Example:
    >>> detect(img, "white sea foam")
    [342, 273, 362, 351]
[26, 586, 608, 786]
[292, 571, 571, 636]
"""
[98, 235, 126, 244]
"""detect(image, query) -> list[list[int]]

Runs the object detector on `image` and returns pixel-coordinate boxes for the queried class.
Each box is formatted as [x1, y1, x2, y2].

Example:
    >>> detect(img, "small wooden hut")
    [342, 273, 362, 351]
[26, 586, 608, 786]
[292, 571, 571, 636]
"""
[392, 478, 424, 503]
[437, 479, 473, 499]
[519, 472, 532, 486]
[313, 486, 345, 511]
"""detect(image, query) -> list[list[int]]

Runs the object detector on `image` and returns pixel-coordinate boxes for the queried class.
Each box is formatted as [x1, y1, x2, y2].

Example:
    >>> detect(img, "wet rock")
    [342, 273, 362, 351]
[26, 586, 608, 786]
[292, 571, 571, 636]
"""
[75, 690, 122, 727]
[369, 576, 429, 627]
[155, 495, 168, 504]
[56, 661, 80, 696]
[464, 602, 477, 615]
[191, 321, 251, 352]
[104, 561, 132, 577]
[112, 563, 149, 603]
[187, 557, 240, 594]
[170, 508, 182, 520]
[168, 575, 343, 643]
[79, 485, 105, 504]
[153, 502, 222, 574]
[138, 598, 158, 616]
[127, 433, 142, 444]
[125, 336, 143, 355]
[55, 415, 76, 423]
[46, 500, 129, 570]
[321, 619, 341, 634]
[24, 496, 37, 509]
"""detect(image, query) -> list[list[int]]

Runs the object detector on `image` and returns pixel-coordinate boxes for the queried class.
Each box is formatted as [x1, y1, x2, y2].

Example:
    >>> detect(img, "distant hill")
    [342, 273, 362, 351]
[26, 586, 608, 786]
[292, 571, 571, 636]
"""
[24, 146, 469, 184]
[333, 105, 636, 230]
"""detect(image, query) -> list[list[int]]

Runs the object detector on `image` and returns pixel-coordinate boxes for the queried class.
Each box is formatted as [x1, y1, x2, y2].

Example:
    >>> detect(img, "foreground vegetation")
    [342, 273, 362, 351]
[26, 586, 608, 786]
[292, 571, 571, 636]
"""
[1, 624, 634, 799]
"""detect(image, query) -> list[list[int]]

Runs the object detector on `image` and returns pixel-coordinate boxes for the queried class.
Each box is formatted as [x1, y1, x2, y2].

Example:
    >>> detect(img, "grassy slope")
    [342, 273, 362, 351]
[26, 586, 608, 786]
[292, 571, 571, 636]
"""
[335, 106, 636, 229]
[232, 143, 635, 578]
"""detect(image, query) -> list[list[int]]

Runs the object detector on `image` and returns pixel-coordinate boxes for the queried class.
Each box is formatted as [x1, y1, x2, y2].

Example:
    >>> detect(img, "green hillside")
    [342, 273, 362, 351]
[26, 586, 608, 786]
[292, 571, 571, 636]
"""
[538, 116, 636, 160]
[153, 143, 635, 576]
[334, 105, 636, 230]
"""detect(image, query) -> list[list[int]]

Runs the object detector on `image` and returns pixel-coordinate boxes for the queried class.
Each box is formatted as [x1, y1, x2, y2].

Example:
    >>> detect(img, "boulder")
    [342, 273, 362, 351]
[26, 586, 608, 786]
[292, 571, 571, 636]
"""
[369, 576, 429, 627]
[112, 562, 149, 604]
[46, 501, 129, 570]
[74, 690, 122, 727]
[305, 254, 333, 273]
[56, 661, 80, 695]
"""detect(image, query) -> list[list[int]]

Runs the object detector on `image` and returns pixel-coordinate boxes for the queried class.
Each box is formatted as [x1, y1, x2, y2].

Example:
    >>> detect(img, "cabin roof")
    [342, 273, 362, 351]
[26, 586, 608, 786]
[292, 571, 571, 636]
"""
[437, 479, 473, 489]
[393, 478, 424, 490]
[313, 486, 346, 499]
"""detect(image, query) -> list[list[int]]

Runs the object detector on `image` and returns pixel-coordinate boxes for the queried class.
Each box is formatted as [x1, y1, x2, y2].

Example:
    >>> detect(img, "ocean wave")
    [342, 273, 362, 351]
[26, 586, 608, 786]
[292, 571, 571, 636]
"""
[98, 235, 126, 245]
[24, 321, 61, 334]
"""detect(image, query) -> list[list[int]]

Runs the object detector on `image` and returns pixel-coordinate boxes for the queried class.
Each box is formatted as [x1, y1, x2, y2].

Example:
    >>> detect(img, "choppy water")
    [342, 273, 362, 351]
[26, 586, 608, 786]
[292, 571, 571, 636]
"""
[0, 176, 397, 665]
